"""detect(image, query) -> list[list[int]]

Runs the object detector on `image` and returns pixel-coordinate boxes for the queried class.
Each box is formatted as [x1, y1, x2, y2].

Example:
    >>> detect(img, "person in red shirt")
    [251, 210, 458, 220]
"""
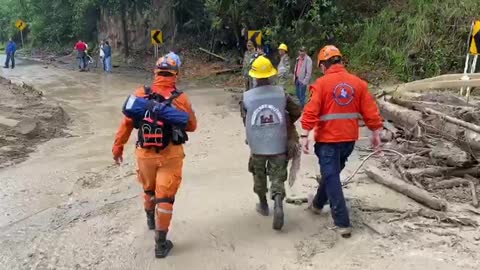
[74, 40, 88, 71]
[300, 45, 383, 238]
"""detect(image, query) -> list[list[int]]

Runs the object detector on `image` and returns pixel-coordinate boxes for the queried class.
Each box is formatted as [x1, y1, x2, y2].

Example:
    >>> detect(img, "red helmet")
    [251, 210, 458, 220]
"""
[154, 56, 178, 75]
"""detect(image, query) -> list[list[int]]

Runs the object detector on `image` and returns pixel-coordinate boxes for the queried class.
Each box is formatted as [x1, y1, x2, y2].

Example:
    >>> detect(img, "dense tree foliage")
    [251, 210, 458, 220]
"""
[0, 0, 478, 80]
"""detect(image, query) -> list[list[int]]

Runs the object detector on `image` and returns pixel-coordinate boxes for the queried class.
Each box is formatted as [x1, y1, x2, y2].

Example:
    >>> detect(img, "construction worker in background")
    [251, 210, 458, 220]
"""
[301, 45, 382, 238]
[293, 46, 313, 108]
[276, 43, 290, 87]
[242, 40, 256, 91]
[112, 56, 197, 258]
[241, 56, 302, 230]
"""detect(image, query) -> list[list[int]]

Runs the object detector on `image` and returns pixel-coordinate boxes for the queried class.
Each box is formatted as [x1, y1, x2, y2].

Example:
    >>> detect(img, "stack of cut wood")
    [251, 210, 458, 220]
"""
[370, 93, 480, 211]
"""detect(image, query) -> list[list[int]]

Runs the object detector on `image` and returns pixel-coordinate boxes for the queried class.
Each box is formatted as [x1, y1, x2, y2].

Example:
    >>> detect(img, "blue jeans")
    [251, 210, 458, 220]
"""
[4, 52, 15, 68]
[295, 80, 307, 108]
[313, 142, 355, 228]
[104, 56, 112, 72]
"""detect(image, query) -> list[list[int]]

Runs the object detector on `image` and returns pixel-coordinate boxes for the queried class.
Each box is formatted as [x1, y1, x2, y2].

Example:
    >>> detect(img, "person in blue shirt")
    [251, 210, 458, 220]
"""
[102, 41, 112, 73]
[166, 48, 182, 68]
[4, 38, 16, 69]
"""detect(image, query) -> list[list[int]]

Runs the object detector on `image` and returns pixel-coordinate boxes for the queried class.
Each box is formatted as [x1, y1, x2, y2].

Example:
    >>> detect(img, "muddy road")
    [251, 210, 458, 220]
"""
[0, 59, 479, 270]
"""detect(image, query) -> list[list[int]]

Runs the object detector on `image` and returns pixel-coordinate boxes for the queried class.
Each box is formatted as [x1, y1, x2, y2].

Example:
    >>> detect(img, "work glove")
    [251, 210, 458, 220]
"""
[112, 145, 124, 165]
[371, 128, 382, 151]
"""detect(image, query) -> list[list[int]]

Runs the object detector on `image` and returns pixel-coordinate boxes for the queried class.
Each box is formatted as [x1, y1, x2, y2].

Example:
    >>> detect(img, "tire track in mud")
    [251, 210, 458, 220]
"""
[0, 162, 142, 270]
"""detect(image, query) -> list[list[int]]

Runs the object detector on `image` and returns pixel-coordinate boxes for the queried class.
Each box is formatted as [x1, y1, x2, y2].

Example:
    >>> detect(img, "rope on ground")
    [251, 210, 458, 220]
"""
[342, 149, 405, 186]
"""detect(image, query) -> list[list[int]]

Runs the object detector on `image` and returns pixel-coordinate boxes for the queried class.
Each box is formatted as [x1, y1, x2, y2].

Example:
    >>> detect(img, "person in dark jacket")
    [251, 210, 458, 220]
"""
[4, 38, 16, 69]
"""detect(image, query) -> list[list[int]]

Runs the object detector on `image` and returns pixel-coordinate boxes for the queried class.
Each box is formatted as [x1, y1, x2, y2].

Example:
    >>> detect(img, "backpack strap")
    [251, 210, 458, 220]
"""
[144, 85, 152, 96]
[164, 89, 183, 105]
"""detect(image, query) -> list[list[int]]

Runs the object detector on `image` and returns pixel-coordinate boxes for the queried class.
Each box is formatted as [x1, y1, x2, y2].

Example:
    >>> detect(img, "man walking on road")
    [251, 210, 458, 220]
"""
[301, 45, 383, 238]
[241, 56, 302, 230]
[4, 38, 16, 69]
[112, 56, 197, 258]
[74, 40, 88, 71]
[276, 43, 290, 87]
[293, 46, 313, 108]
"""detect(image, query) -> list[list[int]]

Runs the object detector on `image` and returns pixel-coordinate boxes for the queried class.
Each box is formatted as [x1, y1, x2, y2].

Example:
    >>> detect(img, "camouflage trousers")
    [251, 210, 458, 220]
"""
[248, 154, 288, 199]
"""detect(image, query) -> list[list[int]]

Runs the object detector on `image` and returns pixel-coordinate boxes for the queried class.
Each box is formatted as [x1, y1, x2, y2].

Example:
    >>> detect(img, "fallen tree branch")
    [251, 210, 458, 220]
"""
[423, 107, 480, 134]
[342, 149, 405, 186]
[198, 47, 227, 61]
[432, 178, 471, 189]
[406, 166, 480, 179]
[470, 181, 479, 208]
[365, 165, 448, 211]
[387, 209, 478, 227]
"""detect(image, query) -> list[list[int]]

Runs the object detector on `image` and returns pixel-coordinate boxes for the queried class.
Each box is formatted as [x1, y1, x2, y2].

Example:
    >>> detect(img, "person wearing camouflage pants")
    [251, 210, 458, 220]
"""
[241, 56, 302, 230]
[248, 155, 288, 201]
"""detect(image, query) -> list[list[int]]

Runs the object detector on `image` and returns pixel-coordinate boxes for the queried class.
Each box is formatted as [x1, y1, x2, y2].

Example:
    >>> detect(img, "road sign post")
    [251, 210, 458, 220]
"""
[461, 20, 480, 102]
[15, 19, 27, 47]
[247, 30, 262, 47]
[151, 29, 163, 59]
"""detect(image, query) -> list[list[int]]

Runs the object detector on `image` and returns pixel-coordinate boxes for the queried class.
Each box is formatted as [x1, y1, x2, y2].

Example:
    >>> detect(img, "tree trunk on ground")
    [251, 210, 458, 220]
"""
[378, 100, 480, 156]
[406, 166, 480, 179]
[432, 178, 471, 189]
[429, 140, 474, 167]
[365, 165, 448, 211]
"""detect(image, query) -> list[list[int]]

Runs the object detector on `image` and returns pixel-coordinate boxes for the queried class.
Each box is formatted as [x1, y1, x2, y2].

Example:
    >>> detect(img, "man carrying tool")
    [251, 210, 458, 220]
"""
[241, 55, 302, 230]
[112, 56, 197, 258]
[301, 45, 382, 238]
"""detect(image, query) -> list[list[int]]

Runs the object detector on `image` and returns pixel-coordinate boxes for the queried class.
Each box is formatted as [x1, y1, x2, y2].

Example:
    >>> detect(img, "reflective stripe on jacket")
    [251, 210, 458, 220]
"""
[301, 64, 382, 143]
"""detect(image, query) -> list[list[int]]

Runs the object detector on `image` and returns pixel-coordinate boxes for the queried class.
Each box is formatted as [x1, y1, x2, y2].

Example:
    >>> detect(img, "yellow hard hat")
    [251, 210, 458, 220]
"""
[278, 43, 288, 52]
[249, 56, 278, 79]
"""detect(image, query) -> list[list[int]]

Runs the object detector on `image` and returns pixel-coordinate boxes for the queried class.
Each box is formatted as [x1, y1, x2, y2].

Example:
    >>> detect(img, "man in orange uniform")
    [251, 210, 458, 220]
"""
[301, 45, 382, 238]
[112, 56, 197, 258]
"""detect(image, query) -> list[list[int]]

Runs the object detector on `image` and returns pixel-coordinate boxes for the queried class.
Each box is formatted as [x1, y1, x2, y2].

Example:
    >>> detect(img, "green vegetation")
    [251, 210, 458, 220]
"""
[0, 0, 477, 81]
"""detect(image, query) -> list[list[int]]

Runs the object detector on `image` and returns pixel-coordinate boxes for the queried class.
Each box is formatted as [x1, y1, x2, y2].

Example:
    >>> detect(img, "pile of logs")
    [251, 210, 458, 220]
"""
[369, 94, 480, 212]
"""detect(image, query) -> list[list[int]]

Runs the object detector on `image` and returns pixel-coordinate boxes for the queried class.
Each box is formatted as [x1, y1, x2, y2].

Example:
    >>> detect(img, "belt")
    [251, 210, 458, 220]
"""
[320, 113, 361, 121]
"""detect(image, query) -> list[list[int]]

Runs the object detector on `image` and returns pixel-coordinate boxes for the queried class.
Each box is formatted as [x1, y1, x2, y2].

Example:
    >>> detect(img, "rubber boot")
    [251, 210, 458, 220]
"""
[154, 231, 174, 259]
[256, 195, 269, 216]
[272, 194, 284, 230]
[146, 210, 155, 230]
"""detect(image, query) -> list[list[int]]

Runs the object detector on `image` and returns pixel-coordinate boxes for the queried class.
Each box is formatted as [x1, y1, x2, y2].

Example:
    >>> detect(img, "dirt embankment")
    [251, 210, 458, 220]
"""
[0, 77, 68, 168]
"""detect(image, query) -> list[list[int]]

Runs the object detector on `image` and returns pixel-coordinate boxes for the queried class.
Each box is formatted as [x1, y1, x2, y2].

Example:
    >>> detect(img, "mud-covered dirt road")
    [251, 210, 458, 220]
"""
[1, 59, 479, 270]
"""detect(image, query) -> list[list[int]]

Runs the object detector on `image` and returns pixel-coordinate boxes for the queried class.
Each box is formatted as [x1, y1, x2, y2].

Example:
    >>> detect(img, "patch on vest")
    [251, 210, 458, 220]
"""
[333, 83, 355, 106]
[251, 104, 284, 127]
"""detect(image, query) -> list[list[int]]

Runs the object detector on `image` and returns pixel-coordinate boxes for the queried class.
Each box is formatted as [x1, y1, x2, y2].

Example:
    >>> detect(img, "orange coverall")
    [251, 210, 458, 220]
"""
[112, 76, 197, 231]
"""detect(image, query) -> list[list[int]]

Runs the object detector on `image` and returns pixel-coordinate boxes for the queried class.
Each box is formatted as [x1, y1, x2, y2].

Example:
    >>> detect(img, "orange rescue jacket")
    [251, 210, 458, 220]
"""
[113, 76, 197, 159]
[301, 64, 382, 143]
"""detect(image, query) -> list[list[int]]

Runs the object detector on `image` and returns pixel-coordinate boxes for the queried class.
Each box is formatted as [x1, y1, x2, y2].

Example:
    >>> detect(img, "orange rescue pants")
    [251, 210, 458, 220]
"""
[137, 155, 183, 231]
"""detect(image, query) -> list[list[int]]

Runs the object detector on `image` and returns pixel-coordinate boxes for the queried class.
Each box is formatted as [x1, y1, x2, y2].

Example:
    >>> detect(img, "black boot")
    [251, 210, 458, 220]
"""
[256, 195, 269, 216]
[155, 230, 174, 258]
[146, 210, 155, 230]
[273, 194, 284, 230]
